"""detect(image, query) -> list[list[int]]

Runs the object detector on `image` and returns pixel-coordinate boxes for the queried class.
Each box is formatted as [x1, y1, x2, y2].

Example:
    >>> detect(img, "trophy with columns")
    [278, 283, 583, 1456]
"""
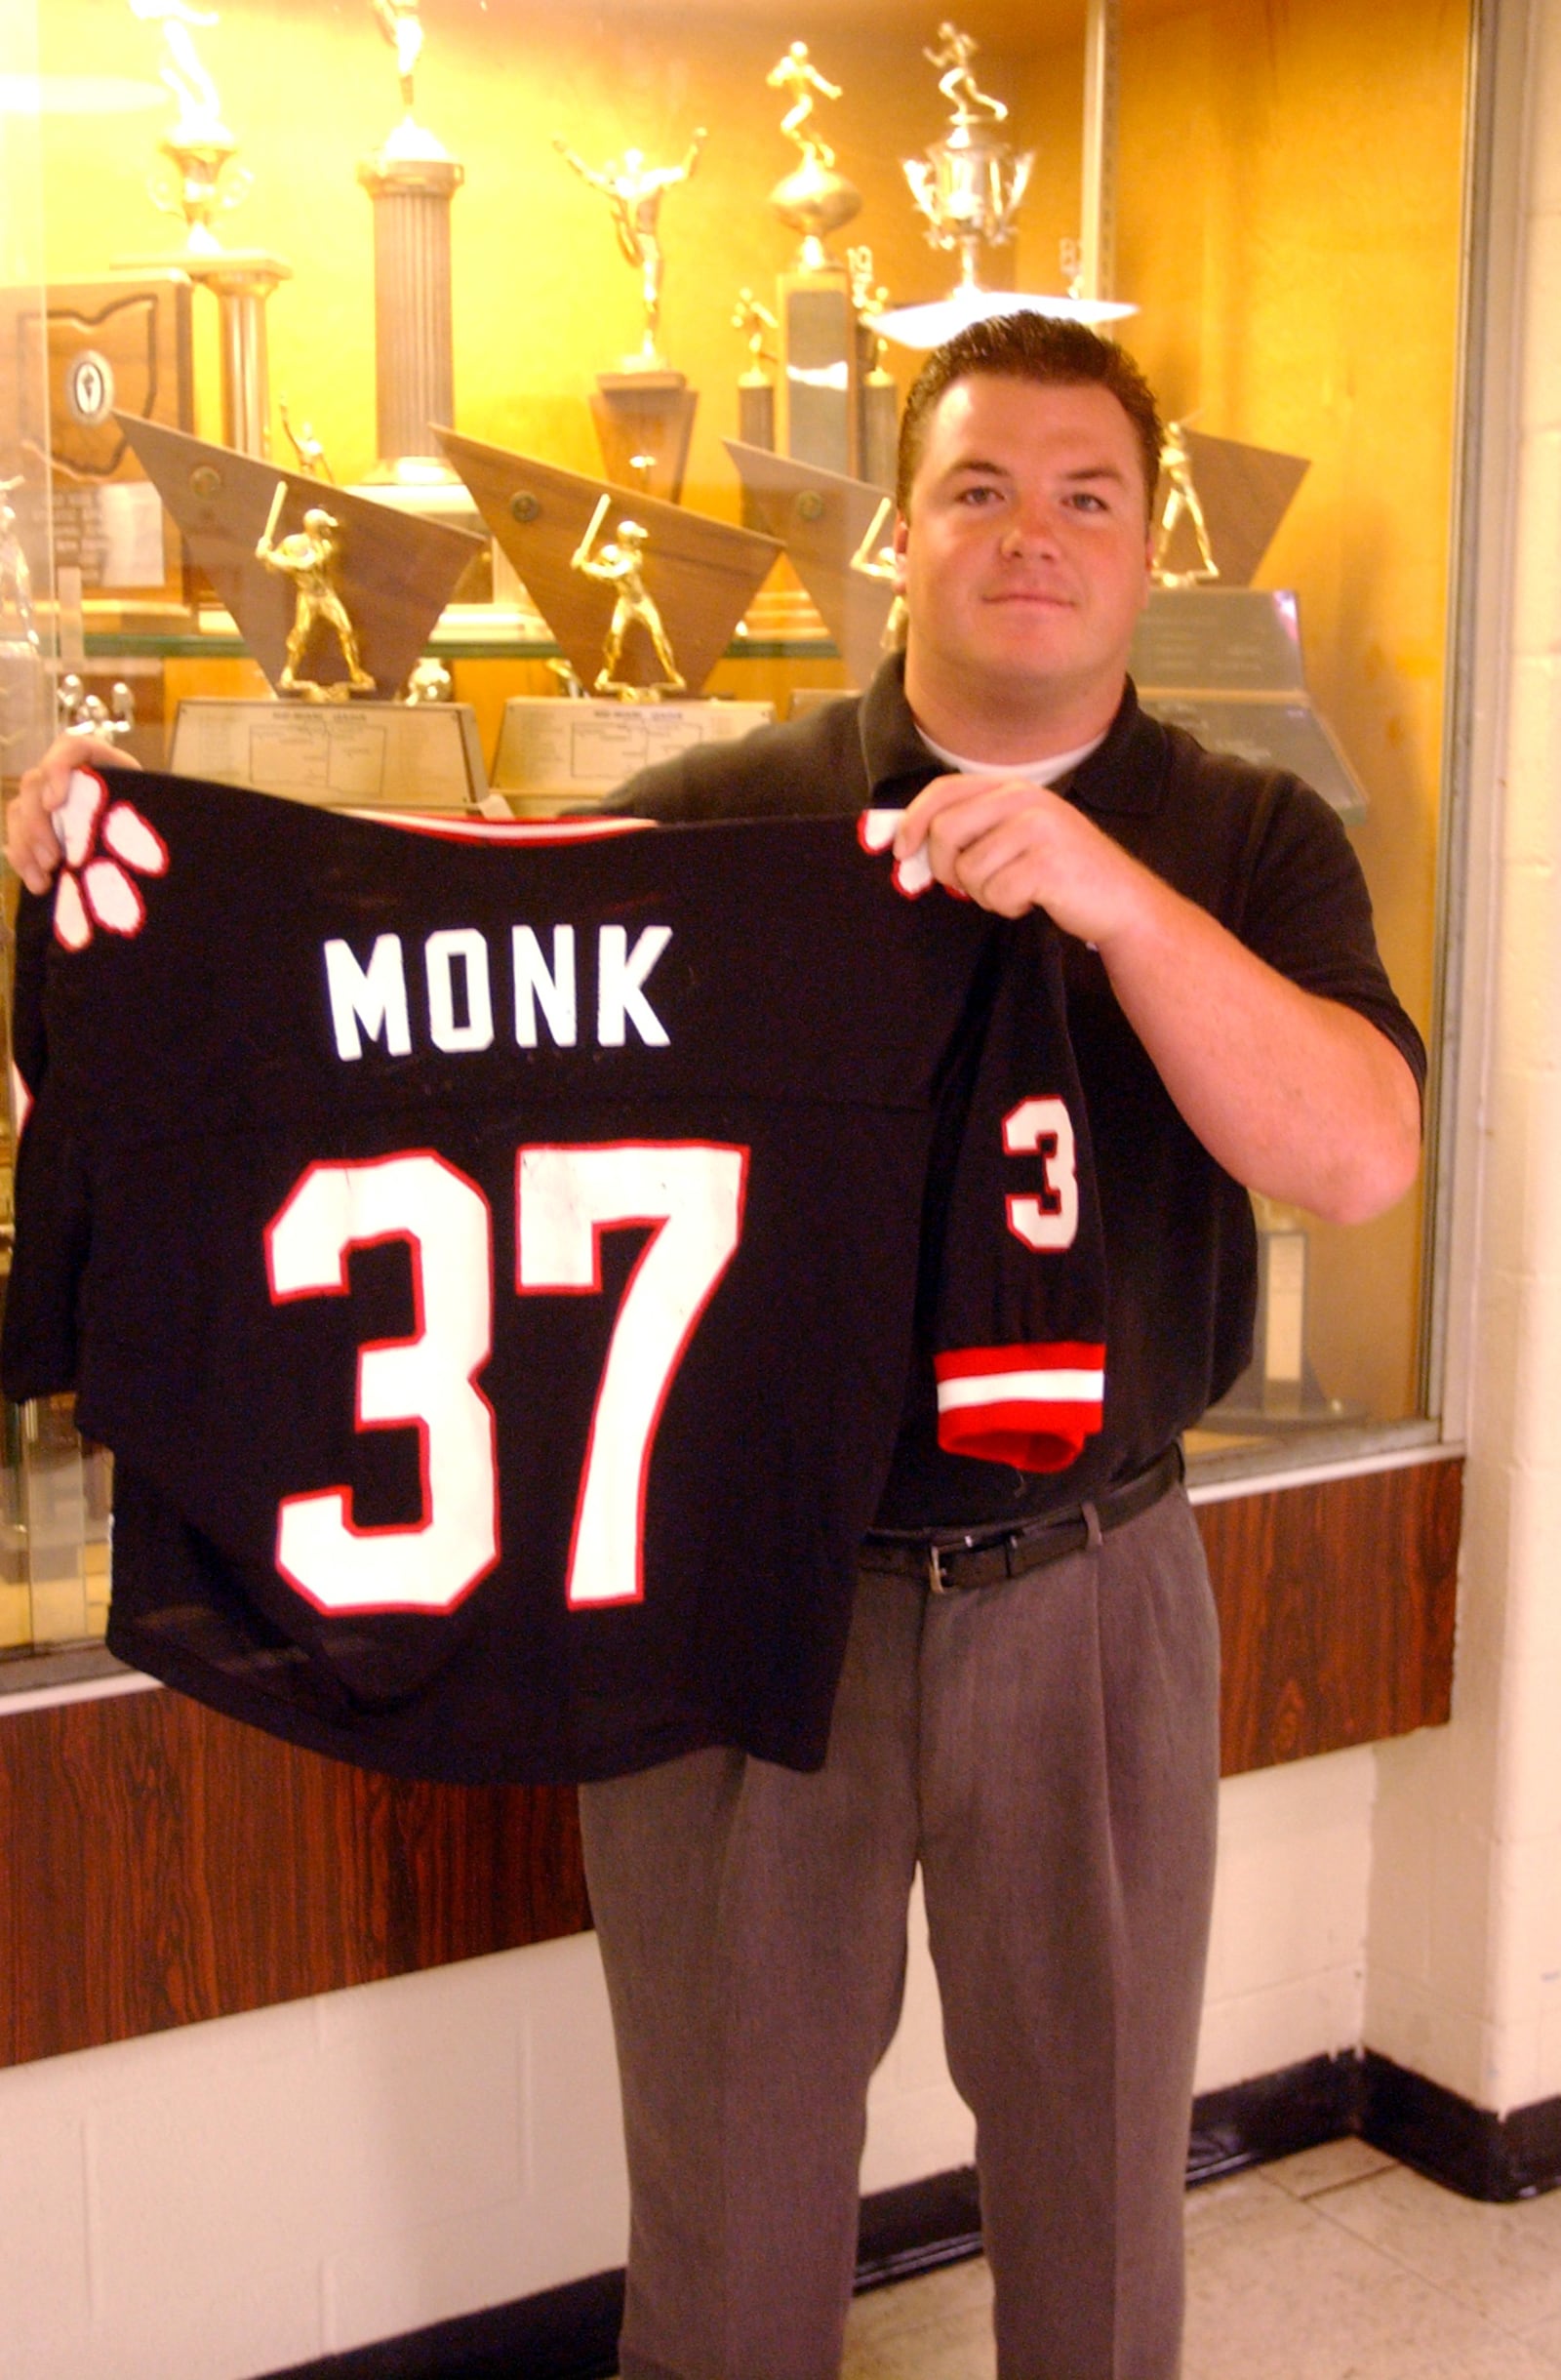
[118, 1, 292, 461]
[357, 0, 466, 492]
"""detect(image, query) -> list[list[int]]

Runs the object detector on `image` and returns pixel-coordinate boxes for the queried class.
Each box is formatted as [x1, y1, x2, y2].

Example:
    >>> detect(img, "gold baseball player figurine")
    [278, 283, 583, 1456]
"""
[256, 482, 376, 700]
[570, 494, 685, 699]
[849, 494, 908, 651]
[767, 41, 842, 172]
[554, 130, 706, 368]
[129, 0, 229, 140]
[279, 401, 333, 483]
[0, 478, 40, 654]
[924, 22, 1008, 125]
[1152, 421, 1221, 586]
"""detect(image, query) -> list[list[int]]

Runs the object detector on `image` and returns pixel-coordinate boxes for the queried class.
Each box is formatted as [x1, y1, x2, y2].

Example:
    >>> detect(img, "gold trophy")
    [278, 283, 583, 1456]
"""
[120, 1, 292, 459]
[58, 675, 137, 743]
[849, 495, 908, 656]
[555, 130, 706, 504]
[255, 482, 376, 702]
[120, 417, 489, 805]
[759, 42, 872, 480]
[437, 431, 780, 811]
[0, 479, 40, 656]
[732, 290, 780, 458]
[371, 0, 446, 163]
[129, 0, 247, 257]
[1152, 421, 1221, 587]
[901, 24, 1032, 306]
[356, 0, 470, 507]
[570, 496, 686, 702]
[765, 41, 860, 268]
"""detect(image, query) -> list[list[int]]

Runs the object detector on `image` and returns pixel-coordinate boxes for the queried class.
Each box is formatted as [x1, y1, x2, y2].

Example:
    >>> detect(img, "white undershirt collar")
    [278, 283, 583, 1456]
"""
[915, 723, 1107, 786]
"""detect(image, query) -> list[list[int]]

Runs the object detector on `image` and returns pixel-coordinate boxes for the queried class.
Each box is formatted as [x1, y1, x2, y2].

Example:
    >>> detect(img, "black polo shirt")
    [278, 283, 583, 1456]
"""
[609, 658, 1427, 1529]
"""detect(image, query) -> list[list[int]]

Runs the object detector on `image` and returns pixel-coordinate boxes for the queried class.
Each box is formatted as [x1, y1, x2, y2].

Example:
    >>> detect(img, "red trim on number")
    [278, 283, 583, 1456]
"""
[265, 1150, 500, 1618]
[514, 1141, 749, 1611]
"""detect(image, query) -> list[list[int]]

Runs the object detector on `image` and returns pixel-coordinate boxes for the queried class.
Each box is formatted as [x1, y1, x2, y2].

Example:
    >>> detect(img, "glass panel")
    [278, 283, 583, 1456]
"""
[1, 0, 1471, 1661]
[0, 0, 111, 1656]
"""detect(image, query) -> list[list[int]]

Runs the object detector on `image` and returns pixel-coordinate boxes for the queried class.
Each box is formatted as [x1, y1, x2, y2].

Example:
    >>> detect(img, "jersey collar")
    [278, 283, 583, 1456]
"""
[859, 654, 1170, 819]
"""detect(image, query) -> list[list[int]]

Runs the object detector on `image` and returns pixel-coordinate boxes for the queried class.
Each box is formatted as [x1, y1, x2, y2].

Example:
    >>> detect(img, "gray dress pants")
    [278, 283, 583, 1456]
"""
[579, 1483, 1221, 2380]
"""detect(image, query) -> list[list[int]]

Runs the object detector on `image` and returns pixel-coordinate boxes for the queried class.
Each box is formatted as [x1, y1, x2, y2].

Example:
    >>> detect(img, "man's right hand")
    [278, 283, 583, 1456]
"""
[6, 736, 141, 895]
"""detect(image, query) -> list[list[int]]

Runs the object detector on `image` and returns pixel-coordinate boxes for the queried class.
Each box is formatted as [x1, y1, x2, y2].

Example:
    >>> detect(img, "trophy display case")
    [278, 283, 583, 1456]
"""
[0, 0, 1471, 1665]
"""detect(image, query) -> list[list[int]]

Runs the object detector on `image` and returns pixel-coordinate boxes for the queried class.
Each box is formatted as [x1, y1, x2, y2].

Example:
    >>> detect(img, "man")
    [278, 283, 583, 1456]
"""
[575, 316, 1423, 2380]
[7, 317, 1423, 2380]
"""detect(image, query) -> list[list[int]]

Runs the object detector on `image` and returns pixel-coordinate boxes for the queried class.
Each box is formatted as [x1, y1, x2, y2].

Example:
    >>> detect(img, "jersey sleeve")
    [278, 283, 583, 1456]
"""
[928, 916, 1107, 1472]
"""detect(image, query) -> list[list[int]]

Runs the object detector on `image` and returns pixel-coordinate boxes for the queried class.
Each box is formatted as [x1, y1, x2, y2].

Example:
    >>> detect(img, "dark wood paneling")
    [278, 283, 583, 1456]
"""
[0, 1689, 586, 2070]
[1198, 1456, 1461, 1776]
[0, 1457, 1460, 2070]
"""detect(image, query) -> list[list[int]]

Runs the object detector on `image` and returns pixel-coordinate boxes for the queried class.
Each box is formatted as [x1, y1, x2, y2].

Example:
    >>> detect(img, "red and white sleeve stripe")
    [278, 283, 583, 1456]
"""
[933, 1342, 1105, 1472]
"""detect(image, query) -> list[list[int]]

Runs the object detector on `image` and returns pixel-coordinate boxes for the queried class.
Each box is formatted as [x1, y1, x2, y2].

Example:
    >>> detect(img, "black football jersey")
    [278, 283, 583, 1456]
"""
[3, 766, 1106, 1782]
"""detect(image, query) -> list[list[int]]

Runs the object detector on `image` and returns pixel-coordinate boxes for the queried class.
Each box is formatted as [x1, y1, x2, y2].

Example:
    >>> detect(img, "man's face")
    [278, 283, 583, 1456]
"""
[894, 374, 1154, 736]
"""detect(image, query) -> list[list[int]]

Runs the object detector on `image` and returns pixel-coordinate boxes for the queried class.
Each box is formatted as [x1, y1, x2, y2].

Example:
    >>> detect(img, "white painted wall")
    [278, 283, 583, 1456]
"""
[0, 1737, 1384, 2380]
[1365, 0, 1561, 2117]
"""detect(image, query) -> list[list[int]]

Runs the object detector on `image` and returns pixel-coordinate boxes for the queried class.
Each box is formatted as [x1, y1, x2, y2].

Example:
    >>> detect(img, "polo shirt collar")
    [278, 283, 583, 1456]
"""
[859, 653, 1170, 818]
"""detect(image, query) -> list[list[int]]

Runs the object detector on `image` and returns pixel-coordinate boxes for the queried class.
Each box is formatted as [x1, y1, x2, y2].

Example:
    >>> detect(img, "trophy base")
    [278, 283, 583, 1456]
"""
[778, 267, 861, 477]
[1131, 587, 1367, 825]
[493, 696, 773, 813]
[169, 697, 488, 810]
[1203, 1214, 1360, 1432]
[591, 373, 698, 506]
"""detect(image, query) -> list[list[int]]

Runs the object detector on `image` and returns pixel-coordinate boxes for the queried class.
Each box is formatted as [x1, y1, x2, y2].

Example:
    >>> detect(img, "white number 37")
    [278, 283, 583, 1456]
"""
[265, 1144, 747, 1619]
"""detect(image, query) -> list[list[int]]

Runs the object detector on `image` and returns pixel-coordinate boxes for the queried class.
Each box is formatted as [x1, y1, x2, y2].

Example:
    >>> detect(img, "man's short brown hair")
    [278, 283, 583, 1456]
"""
[895, 313, 1164, 524]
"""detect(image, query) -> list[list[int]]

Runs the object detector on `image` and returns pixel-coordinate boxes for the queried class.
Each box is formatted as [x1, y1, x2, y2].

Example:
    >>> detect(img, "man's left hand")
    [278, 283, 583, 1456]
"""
[893, 770, 1152, 943]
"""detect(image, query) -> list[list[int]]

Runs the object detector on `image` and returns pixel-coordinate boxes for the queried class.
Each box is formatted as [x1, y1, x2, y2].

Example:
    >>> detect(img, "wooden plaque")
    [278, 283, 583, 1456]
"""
[0, 276, 194, 608]
[438, 427, 780, 697]
[725, 439, 896, 687]
[116, 417, 484, 700]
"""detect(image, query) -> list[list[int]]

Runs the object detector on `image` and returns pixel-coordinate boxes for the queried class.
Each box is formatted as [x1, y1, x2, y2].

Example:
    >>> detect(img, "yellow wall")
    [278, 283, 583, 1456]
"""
[34, 0, 1468, 1425]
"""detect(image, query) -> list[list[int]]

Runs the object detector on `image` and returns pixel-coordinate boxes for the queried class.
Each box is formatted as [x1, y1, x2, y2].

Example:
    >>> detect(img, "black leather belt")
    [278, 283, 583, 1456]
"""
[860, 1445, 1183, 1596]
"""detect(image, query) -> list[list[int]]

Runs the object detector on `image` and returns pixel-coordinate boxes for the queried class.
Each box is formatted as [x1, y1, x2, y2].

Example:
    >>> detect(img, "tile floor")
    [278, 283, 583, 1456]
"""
[838, 2140, 1561, 2378]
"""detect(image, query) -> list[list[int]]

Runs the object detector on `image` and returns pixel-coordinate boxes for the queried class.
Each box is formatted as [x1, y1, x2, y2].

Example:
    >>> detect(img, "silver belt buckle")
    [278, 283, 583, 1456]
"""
[927, 1542, 951, 1595]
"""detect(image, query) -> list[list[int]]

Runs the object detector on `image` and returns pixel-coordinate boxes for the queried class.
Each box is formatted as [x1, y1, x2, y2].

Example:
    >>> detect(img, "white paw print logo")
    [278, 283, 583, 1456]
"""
[52, 768, 169, 951]
[858, 808, 934, 899]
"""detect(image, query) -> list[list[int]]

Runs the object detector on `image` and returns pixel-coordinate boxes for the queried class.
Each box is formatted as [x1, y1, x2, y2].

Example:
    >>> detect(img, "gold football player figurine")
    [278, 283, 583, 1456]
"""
[571, 494, 685, 700]
[766, 41, 842, 172]
[925, 22, 1008, 125]
[1152, 421, 1221, 586]
[256, 482, 376, 700]
[554, 130, 705, 368]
